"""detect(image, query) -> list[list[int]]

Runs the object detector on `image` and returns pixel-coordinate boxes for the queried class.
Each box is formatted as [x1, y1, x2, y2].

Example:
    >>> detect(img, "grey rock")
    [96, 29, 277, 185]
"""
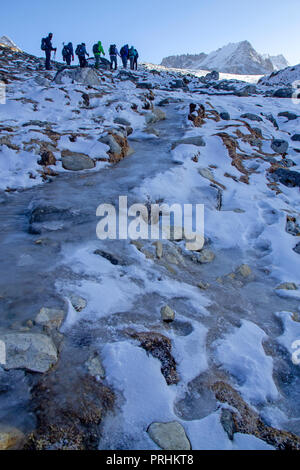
[198, 249, 215, 264]
[291, 134, 300, 142]
[236, 264, 252, 277]
[61, 151, 95, 171]
[220, 112, 230, 121]
[148, 421, 191, 450]
[273, 88, 293, 98]
[35, 307, 65, 330]
[70, 295, 87, 312]
[99, 134, 121, 155]
[205, 70, 219, 81]
[161, 305, 175, 323]
[172, 136, 206, 149]
[136, 82, 153, 89]
[220, 409, 236, 441]
[240, 113, 263, 122]
[294, 242, 300, 254]
[278, 111, 298, 121]
[171, 79, 184, 89]
[114, 117, 131, 126]
[85, 354, 105, 379]
[273, 168, 300, 188]
[271, 139, 289, 154]
[276, 283, 297, 291]
[263, 113, 279, 130]
[0, 332, 58, 373]
[54, 67, 102, 87]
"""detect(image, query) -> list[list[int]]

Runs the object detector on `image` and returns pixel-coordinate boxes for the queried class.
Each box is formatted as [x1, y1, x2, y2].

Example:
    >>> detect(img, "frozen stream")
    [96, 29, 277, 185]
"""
[0, 101, 299, 449]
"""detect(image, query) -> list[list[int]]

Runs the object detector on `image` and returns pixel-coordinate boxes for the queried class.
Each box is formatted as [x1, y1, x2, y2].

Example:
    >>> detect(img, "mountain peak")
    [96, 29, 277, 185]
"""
[161, 41, 288, 75]
[0, 36, 21, 51]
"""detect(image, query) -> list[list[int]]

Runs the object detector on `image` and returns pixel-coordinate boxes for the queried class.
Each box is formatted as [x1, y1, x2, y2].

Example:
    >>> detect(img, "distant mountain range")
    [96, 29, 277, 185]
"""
[0, 36, 21, 51]
[161, 41, 289, 75]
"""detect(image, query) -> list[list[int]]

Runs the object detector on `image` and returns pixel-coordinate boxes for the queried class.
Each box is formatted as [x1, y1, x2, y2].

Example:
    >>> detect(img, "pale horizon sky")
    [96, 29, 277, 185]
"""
[1, 0, 300, 66]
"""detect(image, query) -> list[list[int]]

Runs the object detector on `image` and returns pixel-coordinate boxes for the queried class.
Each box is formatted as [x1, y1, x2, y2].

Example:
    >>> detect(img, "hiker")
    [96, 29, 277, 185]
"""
[129, 46, 136, 70]
[62, 42, 74, 66]
[120, 44, 129, 69]
[76, 43, 89, 68]
[133, 48, 139, 70]
[109, 44, 120, 71]
[93, 41, 105, 69]
[41, 33, 57, 70]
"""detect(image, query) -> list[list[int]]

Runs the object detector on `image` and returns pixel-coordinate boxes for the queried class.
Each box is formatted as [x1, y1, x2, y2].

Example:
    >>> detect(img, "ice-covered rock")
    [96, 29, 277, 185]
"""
[147, 421, 191, 450]
[0, 332, 58, 373]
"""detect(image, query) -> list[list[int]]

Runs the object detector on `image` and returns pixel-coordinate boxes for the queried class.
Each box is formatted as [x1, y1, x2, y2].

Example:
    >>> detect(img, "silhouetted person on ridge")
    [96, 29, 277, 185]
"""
[76, 43, 89, 68]
[41, 33, 57, 70]
[120, 44, 129, 69]
[62, 42, 74, 66]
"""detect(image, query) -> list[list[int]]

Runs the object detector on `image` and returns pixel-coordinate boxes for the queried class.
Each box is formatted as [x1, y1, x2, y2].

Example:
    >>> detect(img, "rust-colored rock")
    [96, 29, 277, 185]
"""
[212, 381, 300, 450]
[188, 103, 206, 127]
[38, 150, 56, 166]
[128, 330, 180, 386]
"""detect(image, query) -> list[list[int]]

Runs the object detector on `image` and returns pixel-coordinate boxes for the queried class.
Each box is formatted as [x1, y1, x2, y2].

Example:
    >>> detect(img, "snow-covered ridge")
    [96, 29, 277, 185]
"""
[161, 40, 289, 75]
[258, 63, 300, 87]
[0, 35, 21, 51]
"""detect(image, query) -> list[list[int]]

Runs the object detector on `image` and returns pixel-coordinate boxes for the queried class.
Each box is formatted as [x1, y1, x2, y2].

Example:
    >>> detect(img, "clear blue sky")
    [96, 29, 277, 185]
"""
[1, 0, 299, 65]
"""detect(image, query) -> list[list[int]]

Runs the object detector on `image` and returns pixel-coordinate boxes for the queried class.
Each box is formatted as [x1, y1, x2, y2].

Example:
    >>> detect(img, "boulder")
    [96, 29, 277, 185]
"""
[273, 88, 293, 98]
[0, 425, 25, 450]
[205, 70, 219, 81]
[272, 168, 300, 188]
[278, 111, 298, 121]
[0, 332, 58, 373]
[136, 82, 153, 89]
[38, 150, 56, 167]
[35, 307, 65, 330]
[276, 283, 298, 291]
[294, 242, 300, 255]
[271, 139, 289, 154]
[161, 305, 175, 323]
[197, 249, 215, 264]
[236, 264, 252, 278]
[113, 117, 131, 126]
[172, 136, 206, 149]
[291, 134, 300, 142]
[171, 79, 184, 89]
[61, 150, 95, 171]
[240, 113, 263, 122]
[220, 111, 230, 121]
[70, 295, 87, 312]
[54, 68, 102, 87]
[236, 85, 257, 97]
[99, 132, 133, 163]
[147, 422, 191, 450]
[85, 354, 105, 379]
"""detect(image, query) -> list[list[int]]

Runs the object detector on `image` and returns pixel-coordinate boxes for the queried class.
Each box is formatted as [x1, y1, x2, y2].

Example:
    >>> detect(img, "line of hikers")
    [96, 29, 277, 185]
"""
[41, 33, 139, 71]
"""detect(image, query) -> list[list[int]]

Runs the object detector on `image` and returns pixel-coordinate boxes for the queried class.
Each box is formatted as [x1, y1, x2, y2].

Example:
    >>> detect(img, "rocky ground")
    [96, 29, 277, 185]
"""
[0, 45, 300, 450]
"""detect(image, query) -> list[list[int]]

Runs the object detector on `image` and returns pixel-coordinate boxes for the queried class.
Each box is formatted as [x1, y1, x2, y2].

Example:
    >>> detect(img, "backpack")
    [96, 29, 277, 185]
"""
[41, 38, 47, 51]
[76, 44, 84, 56]
[109, 45, 116, 55]
[62, 45, 69, 58]
[120, 46, 128, 57]
[93, 43, 99, 54]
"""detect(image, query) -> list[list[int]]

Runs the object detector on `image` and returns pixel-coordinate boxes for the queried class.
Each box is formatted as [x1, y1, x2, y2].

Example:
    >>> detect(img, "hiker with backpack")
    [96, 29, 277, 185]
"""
[129, 46, 137, 70]
[93, 41, 105, 69]
[62, 42, 74, 66]
[109, 44, 120, 71]
[120, 44, 129, 69]
[133, 48, 139, 70]
[41, 33, 57, 70]
[76, 43, 89, 68]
